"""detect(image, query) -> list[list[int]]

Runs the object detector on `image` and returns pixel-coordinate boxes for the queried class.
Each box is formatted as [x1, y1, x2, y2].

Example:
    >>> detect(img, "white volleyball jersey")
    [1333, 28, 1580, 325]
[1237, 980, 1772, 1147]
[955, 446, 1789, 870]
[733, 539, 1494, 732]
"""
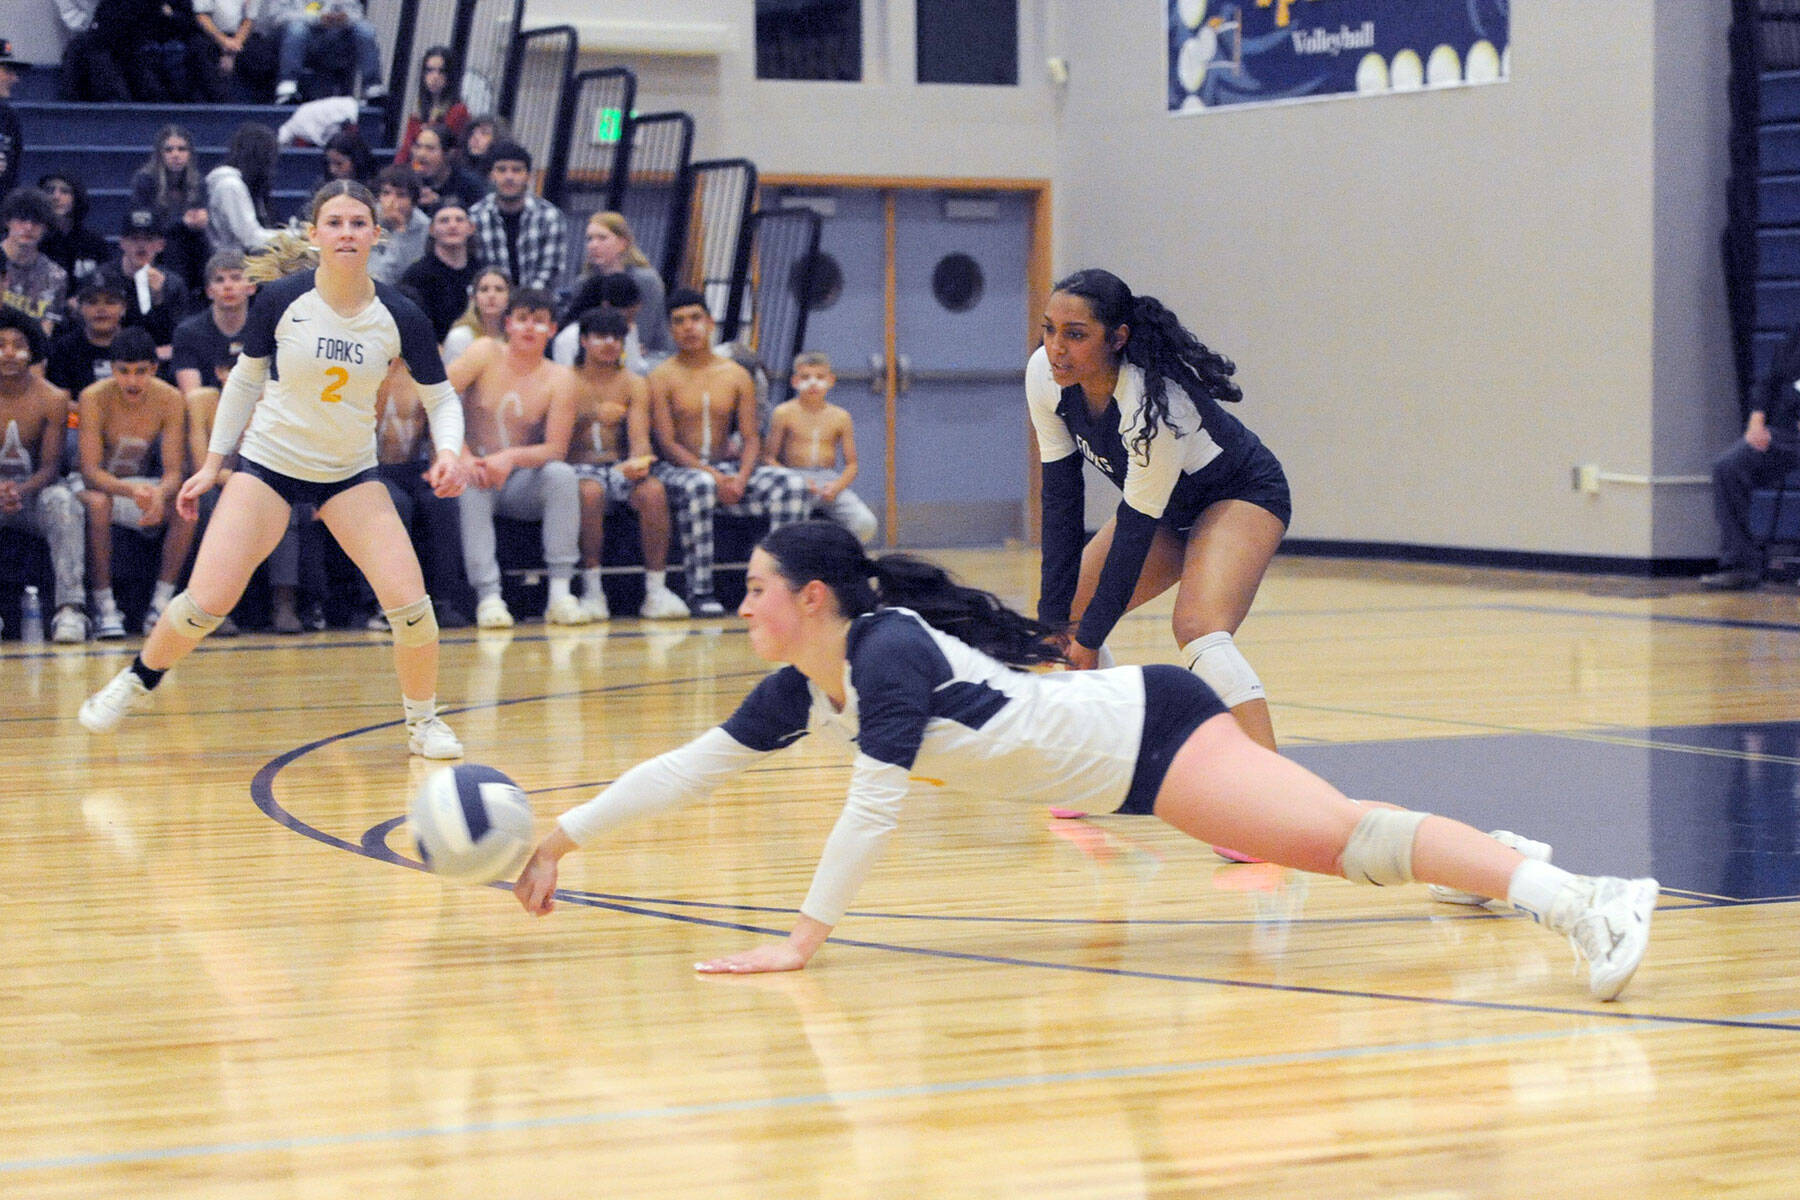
[227, 271, 456, 482]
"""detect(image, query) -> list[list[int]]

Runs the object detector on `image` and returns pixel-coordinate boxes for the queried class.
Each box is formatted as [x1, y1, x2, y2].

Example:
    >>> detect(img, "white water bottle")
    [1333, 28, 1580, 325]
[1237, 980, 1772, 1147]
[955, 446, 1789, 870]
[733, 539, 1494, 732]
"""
[20, 586, 44, 645]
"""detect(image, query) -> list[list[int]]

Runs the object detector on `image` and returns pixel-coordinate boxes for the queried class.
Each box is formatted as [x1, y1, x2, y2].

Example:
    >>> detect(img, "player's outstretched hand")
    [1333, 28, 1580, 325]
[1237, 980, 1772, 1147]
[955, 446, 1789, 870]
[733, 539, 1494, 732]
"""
[695, 944, 808, 974]
[513, 851, 559, 916]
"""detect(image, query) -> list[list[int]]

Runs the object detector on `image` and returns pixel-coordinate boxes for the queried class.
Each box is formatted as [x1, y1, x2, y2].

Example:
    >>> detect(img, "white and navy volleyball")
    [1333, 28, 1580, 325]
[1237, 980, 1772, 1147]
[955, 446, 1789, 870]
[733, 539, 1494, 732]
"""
[409, 764, 536, 885]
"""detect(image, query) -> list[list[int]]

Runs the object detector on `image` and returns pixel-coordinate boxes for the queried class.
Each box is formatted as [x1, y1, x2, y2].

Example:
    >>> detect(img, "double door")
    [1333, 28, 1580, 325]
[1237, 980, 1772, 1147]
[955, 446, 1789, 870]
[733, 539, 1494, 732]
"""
[771, 184, 1044, 547]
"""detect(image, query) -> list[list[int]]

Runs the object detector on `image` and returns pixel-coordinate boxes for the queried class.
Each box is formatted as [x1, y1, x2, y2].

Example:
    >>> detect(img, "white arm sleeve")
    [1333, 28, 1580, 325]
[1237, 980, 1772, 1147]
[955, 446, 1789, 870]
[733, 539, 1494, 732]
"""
[418, 378, 465, 457]
[798, 755, 911, 927]
[556, 727, 768, 846]
[207, 354, 270, 458]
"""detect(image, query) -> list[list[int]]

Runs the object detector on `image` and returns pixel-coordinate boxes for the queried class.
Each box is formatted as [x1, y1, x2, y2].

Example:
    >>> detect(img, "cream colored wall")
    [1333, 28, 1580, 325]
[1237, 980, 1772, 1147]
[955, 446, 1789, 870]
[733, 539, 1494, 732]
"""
[525, 0, 1735, 560]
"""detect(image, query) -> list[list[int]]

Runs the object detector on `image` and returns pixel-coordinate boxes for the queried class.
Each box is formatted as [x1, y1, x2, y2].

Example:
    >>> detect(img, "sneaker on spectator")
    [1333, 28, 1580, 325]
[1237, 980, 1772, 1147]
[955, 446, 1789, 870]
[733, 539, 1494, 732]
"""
[544, 594, 588, 625]
[275, 80, 300, 104]
[639, 585, 689, 620]
[362, 82, 387, 101]
[301, 602, 327, 632]
[475, 595, 514, 629]
[365, 609, 390, 632]
[51, 605, 89, 644]
[141, 603, 165, 637]
[690, 595, 727, 618]
[95, 602, 126, 640]
[272, 603, 303, 635]
[79, 667, 152, 733]
[579, 588, 610, 622]
[1429, 830, 1553, 908]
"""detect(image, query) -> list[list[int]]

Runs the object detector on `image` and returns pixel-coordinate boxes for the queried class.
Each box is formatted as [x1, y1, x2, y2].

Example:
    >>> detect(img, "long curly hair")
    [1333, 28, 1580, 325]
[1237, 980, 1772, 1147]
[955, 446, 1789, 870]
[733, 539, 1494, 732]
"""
[759, 521, 1066, 669]
[1052, 268, 1241, 461]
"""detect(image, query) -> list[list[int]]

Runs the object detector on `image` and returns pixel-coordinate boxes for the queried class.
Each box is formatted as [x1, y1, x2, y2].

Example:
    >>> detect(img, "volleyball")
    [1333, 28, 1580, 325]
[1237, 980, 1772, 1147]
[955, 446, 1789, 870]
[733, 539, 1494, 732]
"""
[409, 764, 535, 884]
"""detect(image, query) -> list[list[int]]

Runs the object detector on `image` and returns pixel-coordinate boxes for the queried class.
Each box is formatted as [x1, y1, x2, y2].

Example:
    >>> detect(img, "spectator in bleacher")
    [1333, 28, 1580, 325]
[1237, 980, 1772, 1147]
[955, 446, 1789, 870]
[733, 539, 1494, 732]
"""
[469, 142, 568, 295]
[111, 209, 193, 357]
[1, 188, 69, 335]
[1700, 326, 1800, 589]
[319, 127, 377, 188]
[409, 123, 486, 216]
[171, 249, 252, 398]
[649, 288, 813, 617]
[571, 212, 670, 360]
[37, 173, 110, 296]
[442, 265, 508, 362]
[93, 0, 227, 104]
[763, 351, 877, 545]
[130, 125, 212, 288]
[394, 46, 468, 165]
[552, 272, 647, 375]
[58, 2, 132, 103]
[78, 327, 197, 637]
[358, 359, 471, 629]
[206, 123, 284, 255]
[368, 165, 428, 285]
[268, 0, 386, 105]
[398, 199, 477, 342]
[461, 114, 511, 179]
[448, 287, 585, 628]
[567, 307, 687, 620]
[0, 38, 22, 198]
[192, 0, 276, 101]
[0, 305, 89, 642]
[48, 274, 131, 399]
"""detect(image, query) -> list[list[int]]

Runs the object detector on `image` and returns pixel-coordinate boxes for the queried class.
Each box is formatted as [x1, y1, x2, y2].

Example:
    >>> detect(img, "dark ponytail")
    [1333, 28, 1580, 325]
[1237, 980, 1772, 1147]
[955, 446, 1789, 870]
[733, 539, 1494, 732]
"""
[1052, 268, 1241, 462]
[758, 521, 1066, 669]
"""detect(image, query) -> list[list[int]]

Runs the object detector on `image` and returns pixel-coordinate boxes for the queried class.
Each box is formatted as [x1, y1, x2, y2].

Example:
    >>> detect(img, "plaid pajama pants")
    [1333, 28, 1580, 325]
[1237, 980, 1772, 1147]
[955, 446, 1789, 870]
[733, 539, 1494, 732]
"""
[651, 459, 812, 599]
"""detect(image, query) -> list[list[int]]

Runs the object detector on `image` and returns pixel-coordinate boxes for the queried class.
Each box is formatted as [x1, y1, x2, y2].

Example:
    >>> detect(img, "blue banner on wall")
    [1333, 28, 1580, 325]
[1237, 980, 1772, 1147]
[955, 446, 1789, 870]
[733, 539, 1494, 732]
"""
[1168, 0, 1509, 114]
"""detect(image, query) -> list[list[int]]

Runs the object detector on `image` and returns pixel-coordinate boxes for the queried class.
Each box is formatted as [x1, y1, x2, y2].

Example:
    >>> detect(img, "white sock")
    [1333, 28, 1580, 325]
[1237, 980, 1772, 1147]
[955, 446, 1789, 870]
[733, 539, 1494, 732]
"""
[548, 576, 572, 604]
[403, 695, 436, 725]
[1506, 859, 1580, 926]
[93, 587, 116, 612]
[645, 569, 666, 593]
[152, 580, 176, 609]
[582, 566, 603, 597]
[479, 587, 502, 604]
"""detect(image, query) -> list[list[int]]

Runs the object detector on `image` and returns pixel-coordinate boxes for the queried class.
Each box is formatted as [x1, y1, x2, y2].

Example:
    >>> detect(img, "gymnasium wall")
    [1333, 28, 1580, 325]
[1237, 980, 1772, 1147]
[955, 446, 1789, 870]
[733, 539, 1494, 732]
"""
[540, 1, 1733, 563]
[1049, 1, 1735, 562]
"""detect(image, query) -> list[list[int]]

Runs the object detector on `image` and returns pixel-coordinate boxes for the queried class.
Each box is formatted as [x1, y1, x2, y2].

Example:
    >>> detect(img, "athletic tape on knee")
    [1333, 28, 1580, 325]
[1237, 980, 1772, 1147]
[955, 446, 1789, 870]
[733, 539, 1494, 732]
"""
[386, 596, 438, 646]
[1182, 631, 1265, 708]
[166, 591, 225, 639]
[1340, 808, 1430, 886]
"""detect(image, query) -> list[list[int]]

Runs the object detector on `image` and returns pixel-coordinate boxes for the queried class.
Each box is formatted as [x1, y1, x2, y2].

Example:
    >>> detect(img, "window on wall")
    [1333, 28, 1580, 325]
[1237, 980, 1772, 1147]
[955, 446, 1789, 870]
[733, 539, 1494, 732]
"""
[756, 0, 863, 82]
[916, 0, 1017, 85]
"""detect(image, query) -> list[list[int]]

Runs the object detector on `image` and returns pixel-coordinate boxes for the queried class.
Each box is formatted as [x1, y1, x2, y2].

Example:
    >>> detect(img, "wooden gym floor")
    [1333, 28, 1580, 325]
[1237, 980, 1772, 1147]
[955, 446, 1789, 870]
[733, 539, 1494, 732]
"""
[6, 549, 1800, 1197]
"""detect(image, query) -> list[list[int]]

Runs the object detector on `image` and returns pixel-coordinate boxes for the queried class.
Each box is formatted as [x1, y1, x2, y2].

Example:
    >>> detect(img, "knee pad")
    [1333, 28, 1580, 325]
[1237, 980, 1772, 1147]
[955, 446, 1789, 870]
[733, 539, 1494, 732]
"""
[1340, 808, 1430, 886]
[386, 595, 438, 646]
[166, 591, 226, 640]
[1182, 631, 1265, 708]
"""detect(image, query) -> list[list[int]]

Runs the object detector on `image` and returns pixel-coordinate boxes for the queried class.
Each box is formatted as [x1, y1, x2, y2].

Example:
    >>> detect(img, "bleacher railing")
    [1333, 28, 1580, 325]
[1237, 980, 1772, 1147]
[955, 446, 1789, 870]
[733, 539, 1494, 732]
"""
[678, 159, 760, 320]
[500, 25, 580, 203]
[617, 112, 698, 291]
[721, 208, 824, 404]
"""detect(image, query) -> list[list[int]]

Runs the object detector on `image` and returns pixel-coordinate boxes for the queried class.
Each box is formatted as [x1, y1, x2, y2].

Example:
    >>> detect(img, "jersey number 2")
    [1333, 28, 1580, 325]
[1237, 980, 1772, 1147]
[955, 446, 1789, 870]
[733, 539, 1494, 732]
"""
[320, 367, 349, 404]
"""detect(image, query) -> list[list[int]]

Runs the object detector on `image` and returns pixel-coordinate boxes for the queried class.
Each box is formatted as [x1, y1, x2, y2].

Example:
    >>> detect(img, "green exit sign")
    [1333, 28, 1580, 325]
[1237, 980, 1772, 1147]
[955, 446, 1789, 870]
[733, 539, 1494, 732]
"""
[592, 107, 624, 145]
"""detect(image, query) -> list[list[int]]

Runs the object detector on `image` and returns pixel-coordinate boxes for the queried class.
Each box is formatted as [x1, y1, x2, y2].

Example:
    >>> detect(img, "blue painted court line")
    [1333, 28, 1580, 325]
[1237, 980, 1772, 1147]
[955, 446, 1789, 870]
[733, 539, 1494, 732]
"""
[0, 1021, 1697, 1176]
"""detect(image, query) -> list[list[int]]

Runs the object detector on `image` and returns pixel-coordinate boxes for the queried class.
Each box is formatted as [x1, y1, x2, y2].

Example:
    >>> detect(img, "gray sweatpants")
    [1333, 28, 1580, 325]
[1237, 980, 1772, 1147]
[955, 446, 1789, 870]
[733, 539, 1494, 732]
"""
[0, 481, 85, 609]
[458, 461, 580, 598]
